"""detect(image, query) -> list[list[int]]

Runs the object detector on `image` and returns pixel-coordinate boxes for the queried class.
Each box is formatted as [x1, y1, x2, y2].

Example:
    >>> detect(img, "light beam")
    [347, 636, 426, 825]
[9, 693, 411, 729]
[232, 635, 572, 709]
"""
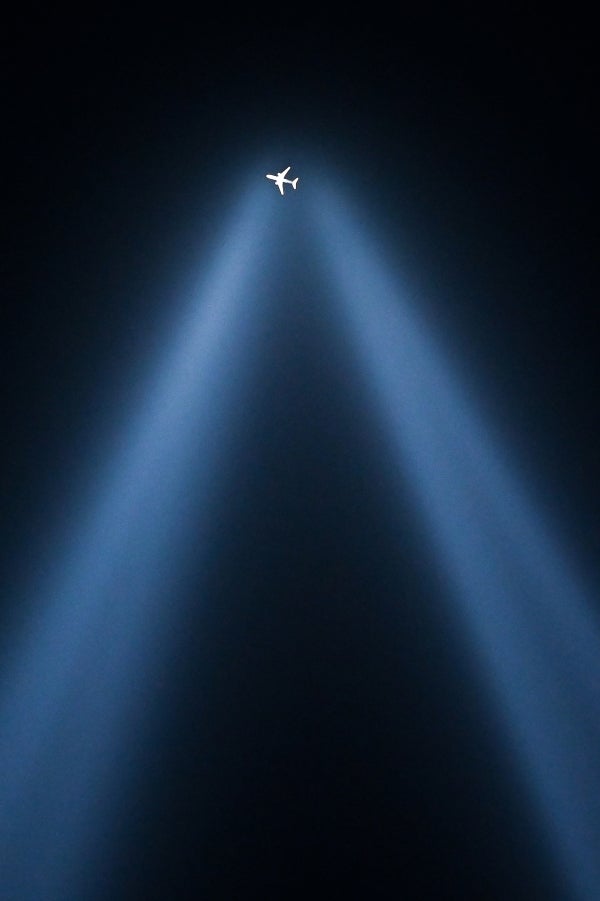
[0, 184, 273, 901]
[313, 185, 600, 901]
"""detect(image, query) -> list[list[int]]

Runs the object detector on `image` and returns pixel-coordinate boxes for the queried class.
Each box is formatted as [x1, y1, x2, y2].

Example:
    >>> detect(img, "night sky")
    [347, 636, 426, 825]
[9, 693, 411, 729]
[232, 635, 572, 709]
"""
[3, 9, 599, 901]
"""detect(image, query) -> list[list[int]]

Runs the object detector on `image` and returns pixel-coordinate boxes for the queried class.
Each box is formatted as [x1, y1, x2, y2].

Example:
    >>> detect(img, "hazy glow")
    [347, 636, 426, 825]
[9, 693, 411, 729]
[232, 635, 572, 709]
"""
[312, 186, 600, 901]
[0, 184, 273, 901]
[3, 166, 598, 901]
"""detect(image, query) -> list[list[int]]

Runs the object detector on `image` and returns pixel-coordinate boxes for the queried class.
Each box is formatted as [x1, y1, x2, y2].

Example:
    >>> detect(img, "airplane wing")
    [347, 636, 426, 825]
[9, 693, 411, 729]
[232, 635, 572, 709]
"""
[278, 182, 285, 195]
[281, 166, 291, 177]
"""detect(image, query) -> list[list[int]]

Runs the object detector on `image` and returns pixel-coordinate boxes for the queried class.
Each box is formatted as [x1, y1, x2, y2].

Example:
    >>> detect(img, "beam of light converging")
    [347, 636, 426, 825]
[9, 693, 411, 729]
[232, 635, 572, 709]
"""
[312, 186, 600, 901]
[0, 183, 274, 901]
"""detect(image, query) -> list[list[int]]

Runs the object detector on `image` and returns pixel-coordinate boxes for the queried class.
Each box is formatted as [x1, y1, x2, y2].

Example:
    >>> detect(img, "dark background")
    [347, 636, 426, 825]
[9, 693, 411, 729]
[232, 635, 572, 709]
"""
[3, 8, 598, 900]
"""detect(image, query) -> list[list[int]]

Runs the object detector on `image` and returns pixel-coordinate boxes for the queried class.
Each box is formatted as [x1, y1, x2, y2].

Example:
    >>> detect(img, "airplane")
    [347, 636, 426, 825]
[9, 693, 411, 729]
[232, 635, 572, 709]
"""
[266, 166, 299, 195]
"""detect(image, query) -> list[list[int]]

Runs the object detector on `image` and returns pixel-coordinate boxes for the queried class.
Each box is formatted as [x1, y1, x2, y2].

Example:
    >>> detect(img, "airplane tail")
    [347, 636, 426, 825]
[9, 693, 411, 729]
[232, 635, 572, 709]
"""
[291, 178, 299, 189]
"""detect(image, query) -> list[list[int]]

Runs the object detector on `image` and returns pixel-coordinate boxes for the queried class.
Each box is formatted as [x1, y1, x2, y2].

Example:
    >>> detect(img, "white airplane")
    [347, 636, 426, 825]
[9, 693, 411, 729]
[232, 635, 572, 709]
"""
[266, 166, 299, 195]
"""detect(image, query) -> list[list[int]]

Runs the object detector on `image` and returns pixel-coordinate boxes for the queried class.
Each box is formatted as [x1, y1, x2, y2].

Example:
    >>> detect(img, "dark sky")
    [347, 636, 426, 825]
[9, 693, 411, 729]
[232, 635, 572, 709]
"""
[5, 9, 597, 557]
[3, 9, 599, 900]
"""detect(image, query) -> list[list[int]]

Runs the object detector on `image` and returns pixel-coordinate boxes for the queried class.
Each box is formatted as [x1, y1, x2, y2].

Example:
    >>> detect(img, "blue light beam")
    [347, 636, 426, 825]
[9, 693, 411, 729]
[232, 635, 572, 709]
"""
[313, 186, 600, 901]
[0, 184, 273, 901]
